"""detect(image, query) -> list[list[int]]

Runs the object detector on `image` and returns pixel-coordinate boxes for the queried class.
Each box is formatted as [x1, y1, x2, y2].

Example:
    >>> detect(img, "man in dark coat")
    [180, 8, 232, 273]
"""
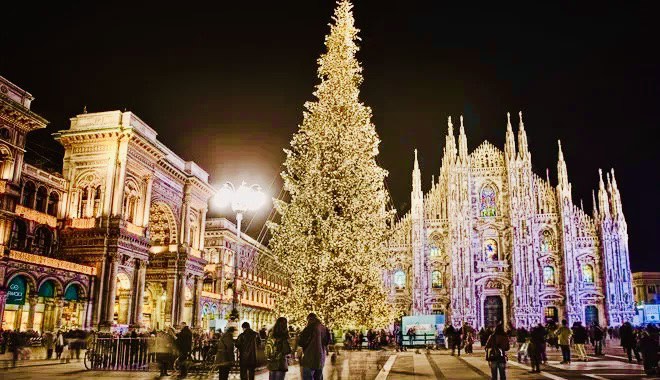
[298, 313, 331, 380]
[620, 321, 641, 363]
[592, 324, 604, 356]
[176, 323, 193, 378]
[236, 322, 261, 380]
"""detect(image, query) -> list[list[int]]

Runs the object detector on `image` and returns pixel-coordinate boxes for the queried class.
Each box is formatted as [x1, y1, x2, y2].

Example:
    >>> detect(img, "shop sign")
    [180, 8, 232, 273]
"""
[7, 276, 26, 305]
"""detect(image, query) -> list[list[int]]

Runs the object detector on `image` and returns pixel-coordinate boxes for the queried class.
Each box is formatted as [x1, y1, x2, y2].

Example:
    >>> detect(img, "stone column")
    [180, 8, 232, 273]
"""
[0, 291, 7, 328]
[131, 260, 146, 327]
[111, 137, 129, 216]
[85, 186, 94, 217]
[43, 300, 54, 332]
[118, 290, 131, 324]
[54, 297, 64, 330]
[198, 208, 207, 251]
[164, 275, 176, 327]
[141, 175, 153, 227]
[102, 254, 120, 326]
[26, 295, 38, 330]
[191, 276, 202, 327]
[180, 182, 191, 245]
[175, 273, 185, 326]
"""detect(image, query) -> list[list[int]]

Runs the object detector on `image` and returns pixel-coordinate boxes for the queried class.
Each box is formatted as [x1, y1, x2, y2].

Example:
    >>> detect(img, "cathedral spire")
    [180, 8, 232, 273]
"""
[609, 168, 624, 219]
[445, 116, 457, 160]
[598, 168, 611, 218]
[557, 140, 570, 199]
[517, 111, 529, 159]
[505, 112, 516, 160]
[412, 149, 422, 195]
[592, 189, 599, 218]
[458, 115, 468, 161]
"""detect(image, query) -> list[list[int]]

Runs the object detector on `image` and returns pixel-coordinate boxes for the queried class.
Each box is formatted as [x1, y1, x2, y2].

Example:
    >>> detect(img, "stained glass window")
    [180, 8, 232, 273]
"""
[540, 230, 554, 252]
[582, 264, 594, 284]
[430, 246, 440, 257]
[480, 185, 497, 217]
[431, 271, 442, 288]
[543, 266, 555, 286]
[484, 239, 498, 261]
[394, 270, 406, 289]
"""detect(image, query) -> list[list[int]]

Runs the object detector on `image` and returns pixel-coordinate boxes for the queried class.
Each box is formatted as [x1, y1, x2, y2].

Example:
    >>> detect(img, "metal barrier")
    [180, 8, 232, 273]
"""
[84, 336, 268, 372]
[84, 337, 154, 371]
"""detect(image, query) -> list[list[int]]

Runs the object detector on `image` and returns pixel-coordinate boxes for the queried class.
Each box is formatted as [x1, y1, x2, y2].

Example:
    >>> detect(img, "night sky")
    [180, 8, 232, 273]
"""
[1, 2, 657, 272]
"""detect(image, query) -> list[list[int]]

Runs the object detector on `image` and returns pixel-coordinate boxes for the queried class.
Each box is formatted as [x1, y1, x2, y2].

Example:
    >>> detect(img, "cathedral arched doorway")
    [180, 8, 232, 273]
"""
[484, 296, 503, 328]
[585, 305, 599, 326]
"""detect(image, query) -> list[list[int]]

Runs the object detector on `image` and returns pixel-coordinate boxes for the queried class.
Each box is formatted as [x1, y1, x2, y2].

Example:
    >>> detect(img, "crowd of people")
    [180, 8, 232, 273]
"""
[2, 317, 658, 379]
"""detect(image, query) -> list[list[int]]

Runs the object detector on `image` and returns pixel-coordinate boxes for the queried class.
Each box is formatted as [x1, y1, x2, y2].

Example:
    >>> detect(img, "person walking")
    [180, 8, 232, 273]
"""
[572, 321, 588, 361]
[176, 323, 193, 378]
[55, 331, 65, 360]
[42, 331, 55, 359]
[529, 324, 546, 373]
[556, 320, 572, 364]
[639, 324, 659, 376]
[265, 317, 292, 380]
[154, 330, 174, 377]
[485, 323, 510, 380]
[237, 322, 261, 380]
[298, 313, 331, 380]
[479, 327, 490, 347]
[592, 324, 604, 356]
[216, 327, 236, 380]
[620, 321, 641, 363]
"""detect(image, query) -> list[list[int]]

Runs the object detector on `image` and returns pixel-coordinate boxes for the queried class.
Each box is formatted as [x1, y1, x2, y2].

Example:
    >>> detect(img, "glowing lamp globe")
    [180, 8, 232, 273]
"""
[216, 183, 234, 208]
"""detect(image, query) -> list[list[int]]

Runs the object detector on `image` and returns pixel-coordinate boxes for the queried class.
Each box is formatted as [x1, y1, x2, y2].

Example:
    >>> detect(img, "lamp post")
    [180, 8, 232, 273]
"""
[215, 181, 266, 324]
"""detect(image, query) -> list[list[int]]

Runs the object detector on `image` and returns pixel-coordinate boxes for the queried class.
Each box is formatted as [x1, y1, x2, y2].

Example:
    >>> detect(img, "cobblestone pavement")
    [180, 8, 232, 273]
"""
[0, 341, 655, 380]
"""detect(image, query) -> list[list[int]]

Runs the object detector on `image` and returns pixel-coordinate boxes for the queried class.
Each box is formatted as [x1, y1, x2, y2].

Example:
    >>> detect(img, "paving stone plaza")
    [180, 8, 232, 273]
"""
[0, 340, 653, 380]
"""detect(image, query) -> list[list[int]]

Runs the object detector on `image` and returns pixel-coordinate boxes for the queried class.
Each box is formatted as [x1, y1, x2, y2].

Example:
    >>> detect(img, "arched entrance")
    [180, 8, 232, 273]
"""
[484, 296, 504, 328]
[61, 283, 85, 329]
[585, 305, 599, 326]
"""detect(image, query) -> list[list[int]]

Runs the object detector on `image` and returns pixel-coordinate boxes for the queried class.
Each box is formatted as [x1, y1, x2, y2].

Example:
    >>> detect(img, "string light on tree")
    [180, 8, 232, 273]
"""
[268, 0, 394, 329]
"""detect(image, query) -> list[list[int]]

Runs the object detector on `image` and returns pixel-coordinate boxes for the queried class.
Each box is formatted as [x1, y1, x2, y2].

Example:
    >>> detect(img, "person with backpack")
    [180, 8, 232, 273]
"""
[236, 322, 261, 380]
[485, 323, 510, 380]
[298, 313, 331, 380]
[216, 326, 236, 380]
[265, 317, 292, 380]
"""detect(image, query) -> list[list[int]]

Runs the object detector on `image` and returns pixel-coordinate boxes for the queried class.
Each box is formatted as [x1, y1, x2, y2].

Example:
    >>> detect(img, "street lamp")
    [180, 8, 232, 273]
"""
[214, 181, 266, 323]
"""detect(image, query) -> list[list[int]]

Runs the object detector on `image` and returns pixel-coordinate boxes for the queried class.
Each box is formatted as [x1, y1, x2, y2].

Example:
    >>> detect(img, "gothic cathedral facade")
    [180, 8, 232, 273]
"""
[386, 113, 635, 328]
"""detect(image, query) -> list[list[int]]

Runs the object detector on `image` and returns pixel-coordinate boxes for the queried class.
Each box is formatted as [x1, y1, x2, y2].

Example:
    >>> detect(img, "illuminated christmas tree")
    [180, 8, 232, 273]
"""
[268, 0, 393, 329]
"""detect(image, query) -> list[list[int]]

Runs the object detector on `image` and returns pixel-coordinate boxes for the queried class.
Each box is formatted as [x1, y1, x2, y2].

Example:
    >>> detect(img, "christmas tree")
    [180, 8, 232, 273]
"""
[268, 0, 393, 329]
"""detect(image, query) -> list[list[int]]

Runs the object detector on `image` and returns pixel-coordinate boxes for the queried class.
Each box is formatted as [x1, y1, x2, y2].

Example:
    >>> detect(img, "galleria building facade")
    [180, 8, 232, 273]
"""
[0, 75, 286, 333]
[385, 115, 635, 328]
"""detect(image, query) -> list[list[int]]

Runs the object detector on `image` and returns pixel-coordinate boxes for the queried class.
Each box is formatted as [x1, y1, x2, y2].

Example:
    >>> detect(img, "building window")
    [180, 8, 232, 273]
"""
[10, 220, 27, 251]
[582, 264, 594, 284]
[431, 271, 442, 288]
[21, 181, 36, 207]
[47, 192, 59, 216]
[0, 128, 10, 140]
[543, 266, 555, 286]
[649, 286, 656, 294]
[32, 227, 53, 257]
[430, 246, 440, 257]
[394, 270, 406, 289]
[540, 229, 555, 252]
[484, 239, 498, 261]
[480, 185, 497, 217]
